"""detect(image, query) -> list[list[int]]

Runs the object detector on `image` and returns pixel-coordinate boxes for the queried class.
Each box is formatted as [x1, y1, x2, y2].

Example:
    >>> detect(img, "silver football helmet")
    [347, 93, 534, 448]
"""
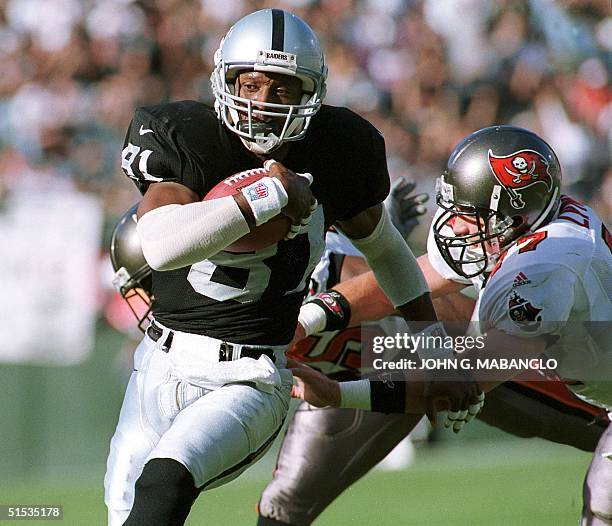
[433, 126, 562, 279]
[110, 203, 152, 332]
[211, 8, 327, 154]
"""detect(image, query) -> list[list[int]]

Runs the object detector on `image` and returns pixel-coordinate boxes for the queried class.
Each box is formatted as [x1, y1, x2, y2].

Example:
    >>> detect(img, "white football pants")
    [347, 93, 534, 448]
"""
[104, 330, 291, 526]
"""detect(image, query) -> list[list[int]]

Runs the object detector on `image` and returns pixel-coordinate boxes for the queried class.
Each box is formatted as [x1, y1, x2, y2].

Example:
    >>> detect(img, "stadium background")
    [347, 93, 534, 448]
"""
[0, 0, 609, 524]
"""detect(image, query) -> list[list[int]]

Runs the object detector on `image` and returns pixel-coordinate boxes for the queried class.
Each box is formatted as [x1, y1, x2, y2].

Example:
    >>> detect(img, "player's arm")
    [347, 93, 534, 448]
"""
[292, 262, 564, 421]
[332, 254, 466, 326]
[136, 160, 314, 271]
[136, 181, 249, 270]
[121, 109, 250, 271]
[296, 247, 467, 341]
[298, 203, 446, 339]
[336, 203, 434, 324]
[289, 328, 547, 415]
[288, 359, 484, 425]
[292, 194, 469, 340]
[335, 203, 483, 422]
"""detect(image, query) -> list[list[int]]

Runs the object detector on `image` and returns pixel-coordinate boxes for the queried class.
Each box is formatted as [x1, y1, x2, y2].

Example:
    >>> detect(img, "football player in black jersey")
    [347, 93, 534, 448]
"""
[104, 9, 483, 526]
[108, 184, 607, 526]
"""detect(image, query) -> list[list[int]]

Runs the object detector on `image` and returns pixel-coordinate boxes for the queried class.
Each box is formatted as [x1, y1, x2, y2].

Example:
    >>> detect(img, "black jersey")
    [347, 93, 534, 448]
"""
[121, 101, 389, 344]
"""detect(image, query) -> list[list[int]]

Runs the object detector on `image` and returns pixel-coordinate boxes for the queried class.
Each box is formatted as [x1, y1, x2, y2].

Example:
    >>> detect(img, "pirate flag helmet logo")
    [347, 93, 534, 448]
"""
[508, 290, 543, 330]
[488, 149, 554, 209]
[432, 125, 562, 280]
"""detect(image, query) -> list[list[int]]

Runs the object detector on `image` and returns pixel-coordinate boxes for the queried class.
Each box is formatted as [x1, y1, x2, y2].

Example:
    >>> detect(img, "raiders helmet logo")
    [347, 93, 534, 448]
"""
[488, 149, 553, 209]
[508, 291, 542, 330]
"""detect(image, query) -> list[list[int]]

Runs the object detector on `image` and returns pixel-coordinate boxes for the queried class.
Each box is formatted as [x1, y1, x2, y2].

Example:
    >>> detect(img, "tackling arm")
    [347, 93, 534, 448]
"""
[331, 254, 467, 326]
[337, 204, 433, 326]
[289, 328, 548, 417]
[333, 204, 484, 427]
[298, 203, 467, 334]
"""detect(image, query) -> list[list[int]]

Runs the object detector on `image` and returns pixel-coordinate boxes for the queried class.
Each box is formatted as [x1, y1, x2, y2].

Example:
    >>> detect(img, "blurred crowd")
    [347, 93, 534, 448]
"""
[0, 0, 609, 235]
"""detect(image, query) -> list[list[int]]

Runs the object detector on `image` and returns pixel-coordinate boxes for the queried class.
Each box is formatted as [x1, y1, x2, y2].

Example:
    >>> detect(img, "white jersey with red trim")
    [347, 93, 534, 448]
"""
[478, 197, 612, 409]
[428, 196, 612, 410]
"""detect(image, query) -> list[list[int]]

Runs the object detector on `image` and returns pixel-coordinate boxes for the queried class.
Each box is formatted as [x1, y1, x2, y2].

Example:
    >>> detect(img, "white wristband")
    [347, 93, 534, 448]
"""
[415, 322, 454, 360]
[339, 380, 372, 410]
[297, 302, 327, 337]
[241, 176, 288, 226]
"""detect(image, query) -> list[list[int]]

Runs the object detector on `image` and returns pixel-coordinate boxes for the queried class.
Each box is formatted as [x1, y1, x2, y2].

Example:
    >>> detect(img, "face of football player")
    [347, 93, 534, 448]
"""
[449, 213, 500, 252]
[452, 209, 520, 273]
[235, 72, 303, 154]
[449, 214, 481, 237]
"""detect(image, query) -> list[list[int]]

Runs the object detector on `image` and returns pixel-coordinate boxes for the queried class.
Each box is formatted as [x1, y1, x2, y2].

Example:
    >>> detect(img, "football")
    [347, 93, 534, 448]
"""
[204, 168, 291, 252]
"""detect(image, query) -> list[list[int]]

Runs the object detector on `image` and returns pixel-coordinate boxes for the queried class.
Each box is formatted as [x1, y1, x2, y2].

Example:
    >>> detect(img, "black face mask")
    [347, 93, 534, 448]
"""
[433, 195, 513, 279]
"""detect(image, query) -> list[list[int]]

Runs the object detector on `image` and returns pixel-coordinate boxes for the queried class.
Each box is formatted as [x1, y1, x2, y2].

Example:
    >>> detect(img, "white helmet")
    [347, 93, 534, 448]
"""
[211, 9, 327, 154]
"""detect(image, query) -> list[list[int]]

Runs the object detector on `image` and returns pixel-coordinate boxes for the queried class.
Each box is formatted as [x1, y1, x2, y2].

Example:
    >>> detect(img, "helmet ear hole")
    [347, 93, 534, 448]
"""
[508, 215, 529, 240]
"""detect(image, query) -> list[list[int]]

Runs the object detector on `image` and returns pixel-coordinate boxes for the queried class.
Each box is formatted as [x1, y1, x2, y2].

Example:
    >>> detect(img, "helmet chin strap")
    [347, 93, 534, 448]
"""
[240, 134, 282, 155]
[236, 99, 309, 154]
[237, 121, 281, 153]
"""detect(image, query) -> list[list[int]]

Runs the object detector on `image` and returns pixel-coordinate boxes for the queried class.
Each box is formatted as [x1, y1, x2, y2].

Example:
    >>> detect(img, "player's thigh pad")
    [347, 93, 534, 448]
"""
[148, 369, 292, 489]
[582, 422, 612, 524]
[259, 403, 421, 525]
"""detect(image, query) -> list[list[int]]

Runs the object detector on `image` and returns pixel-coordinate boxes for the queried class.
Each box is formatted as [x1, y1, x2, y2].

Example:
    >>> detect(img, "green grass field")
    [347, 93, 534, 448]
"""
[0, 438, 591, 526]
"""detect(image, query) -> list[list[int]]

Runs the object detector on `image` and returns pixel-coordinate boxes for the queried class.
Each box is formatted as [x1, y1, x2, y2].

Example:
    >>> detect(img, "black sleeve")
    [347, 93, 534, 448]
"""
[335, 117, 390, 221]
[120, 105, 199, 195]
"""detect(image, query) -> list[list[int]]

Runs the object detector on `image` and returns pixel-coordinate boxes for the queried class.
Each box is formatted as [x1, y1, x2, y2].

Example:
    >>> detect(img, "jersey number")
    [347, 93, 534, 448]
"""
[121, 143, 163, 182]
[517, 231, 548, 254]
[187, 208, 325, 303]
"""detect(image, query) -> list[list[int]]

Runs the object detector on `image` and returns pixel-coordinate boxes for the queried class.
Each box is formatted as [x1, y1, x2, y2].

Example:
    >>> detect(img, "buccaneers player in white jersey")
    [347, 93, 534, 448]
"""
[289, 126, 612, 525]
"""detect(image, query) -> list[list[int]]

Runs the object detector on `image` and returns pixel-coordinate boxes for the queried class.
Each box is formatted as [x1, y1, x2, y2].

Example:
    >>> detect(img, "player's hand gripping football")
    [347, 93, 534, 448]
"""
[383, 177, 429, 239]
[264, 160, 317, 239]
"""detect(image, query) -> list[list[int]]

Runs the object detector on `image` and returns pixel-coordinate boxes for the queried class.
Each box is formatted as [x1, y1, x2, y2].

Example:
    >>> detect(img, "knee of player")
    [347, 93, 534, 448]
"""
[583, 479, 612, 522]
[583, 499, 612, 523]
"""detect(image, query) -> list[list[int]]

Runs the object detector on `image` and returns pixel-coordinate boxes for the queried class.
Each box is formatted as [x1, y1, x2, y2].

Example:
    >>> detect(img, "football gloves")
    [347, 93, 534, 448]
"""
[384, 177, 429, 239]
